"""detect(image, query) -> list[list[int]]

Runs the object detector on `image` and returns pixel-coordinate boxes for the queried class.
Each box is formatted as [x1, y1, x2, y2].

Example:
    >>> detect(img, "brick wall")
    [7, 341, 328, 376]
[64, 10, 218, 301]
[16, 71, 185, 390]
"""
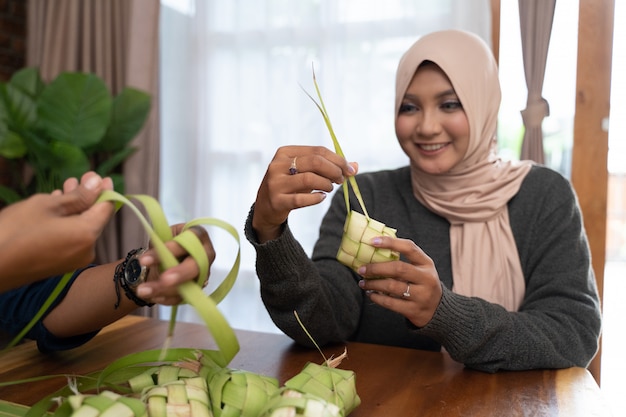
[0, 0, 26, 199]
[0, 0, 26, 82]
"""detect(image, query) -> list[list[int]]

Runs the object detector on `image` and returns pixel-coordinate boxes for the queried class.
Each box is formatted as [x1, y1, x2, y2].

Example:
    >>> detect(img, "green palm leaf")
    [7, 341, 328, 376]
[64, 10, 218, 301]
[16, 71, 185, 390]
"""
[99, 88, 151, 152]
[37, 72, 111, 148]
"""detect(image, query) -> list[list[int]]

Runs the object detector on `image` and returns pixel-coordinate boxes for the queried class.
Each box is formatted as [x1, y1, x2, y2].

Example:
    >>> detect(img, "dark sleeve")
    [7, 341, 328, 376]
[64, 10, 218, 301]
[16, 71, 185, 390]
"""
[244, 200, 364, 347]
[0, 266, 100, 353]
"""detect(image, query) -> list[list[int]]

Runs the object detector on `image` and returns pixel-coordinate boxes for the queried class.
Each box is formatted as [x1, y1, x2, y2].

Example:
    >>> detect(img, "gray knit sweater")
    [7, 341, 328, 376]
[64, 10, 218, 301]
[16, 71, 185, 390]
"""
[244, 165, 601, 372]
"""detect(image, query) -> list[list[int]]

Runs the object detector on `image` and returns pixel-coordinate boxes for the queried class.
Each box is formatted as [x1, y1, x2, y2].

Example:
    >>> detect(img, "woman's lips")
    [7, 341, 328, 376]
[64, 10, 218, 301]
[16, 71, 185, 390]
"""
[417, 142, 449, 153]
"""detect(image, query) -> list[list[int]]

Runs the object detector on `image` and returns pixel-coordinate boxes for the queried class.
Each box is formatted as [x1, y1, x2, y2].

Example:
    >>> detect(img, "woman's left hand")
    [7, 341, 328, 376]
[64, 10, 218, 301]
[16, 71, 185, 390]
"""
[356, 236, 442, 328]
[135, 224, 216, 305]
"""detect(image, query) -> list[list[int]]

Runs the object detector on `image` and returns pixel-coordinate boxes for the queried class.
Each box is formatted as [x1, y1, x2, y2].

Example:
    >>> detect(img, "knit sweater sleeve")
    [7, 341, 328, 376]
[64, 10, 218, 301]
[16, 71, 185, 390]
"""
[416, 166, 601, 371]
[244, 202, 364, 347]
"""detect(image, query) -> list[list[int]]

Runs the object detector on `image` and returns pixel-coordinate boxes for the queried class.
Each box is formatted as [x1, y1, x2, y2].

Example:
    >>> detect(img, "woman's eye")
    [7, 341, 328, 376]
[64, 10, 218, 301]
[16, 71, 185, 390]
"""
[399, 103, 417, 113]
[441, 101, 463, 111]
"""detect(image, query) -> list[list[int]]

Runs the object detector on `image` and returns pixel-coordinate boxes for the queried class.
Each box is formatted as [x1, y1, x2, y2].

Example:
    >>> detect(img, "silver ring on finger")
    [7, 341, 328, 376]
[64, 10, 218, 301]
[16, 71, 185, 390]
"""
[402, 283, 411, 298]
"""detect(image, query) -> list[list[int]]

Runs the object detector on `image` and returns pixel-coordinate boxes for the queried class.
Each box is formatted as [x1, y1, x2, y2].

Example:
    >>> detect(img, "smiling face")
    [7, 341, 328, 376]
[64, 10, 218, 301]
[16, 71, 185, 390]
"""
[395, 62, 470, 175]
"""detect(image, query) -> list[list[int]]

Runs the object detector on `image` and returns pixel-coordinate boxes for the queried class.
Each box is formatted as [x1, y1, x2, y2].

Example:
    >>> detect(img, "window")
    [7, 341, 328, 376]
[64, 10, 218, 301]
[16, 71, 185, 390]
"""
[497, 1, 579, 177]
[159, 1, 490, 328]
[159, 0, 491, 330]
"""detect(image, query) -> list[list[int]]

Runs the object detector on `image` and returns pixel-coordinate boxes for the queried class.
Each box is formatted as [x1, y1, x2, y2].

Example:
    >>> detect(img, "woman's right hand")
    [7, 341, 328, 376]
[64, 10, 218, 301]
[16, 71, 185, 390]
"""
[252, 145, 357, 243]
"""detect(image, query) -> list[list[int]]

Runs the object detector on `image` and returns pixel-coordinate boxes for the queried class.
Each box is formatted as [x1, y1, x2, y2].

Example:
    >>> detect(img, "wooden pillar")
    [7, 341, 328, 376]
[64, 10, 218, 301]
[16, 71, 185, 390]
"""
[490, 0, 500, 64]
[571, 0, 614, 386]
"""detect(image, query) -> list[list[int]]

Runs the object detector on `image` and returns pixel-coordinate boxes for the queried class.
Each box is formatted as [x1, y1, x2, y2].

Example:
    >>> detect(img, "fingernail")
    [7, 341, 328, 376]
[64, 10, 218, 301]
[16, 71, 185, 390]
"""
[84, 175, 102, 190]
[358, 279, 365, 288]
[348, 164, 356, 174]
[371, 237, 382, 245]
[357, 266, 366, 275]
[136, 285, 152, 298]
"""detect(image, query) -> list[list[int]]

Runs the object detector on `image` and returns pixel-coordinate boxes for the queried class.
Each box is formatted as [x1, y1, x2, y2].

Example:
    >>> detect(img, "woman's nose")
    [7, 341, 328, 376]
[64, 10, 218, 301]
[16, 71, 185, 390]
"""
[417, 109, 442, 136]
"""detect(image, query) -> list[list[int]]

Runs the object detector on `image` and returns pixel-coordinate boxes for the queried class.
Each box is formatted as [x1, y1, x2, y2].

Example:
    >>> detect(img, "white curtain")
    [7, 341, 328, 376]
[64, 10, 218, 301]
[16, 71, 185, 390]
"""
[158, 0, 491, 326]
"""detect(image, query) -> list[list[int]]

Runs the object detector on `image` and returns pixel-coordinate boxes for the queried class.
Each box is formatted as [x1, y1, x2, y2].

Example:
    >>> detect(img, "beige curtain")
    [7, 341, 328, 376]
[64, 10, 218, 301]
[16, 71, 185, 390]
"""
[518, 0, 556, 164]
[27, 0, 160, 316]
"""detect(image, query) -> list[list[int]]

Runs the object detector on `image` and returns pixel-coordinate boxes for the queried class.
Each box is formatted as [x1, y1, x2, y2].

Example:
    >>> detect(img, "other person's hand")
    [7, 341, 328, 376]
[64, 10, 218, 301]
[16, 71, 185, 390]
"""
[0, 171, 114, 292]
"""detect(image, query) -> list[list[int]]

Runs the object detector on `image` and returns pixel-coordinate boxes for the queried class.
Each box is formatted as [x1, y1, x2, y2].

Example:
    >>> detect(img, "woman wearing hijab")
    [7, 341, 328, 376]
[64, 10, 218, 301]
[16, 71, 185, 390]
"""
[245, 30, 601, 372]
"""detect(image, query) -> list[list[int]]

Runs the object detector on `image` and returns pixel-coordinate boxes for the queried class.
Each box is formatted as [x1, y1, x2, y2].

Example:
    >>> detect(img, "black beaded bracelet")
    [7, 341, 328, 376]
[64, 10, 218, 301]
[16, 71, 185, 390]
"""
[113, 248, 154, 309]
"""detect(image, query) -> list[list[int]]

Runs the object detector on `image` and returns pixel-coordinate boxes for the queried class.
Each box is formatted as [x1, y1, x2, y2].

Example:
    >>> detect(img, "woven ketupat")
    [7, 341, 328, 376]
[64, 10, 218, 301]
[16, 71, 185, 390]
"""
[283, 362, 360, 415]
[128, 365, 201, 393]
[142, 377, 212, 417]
[56, 390, 147, 417]
[260, 389, 343, 417]
[336, 210, 399, 273]
[206, 367, 280, 417]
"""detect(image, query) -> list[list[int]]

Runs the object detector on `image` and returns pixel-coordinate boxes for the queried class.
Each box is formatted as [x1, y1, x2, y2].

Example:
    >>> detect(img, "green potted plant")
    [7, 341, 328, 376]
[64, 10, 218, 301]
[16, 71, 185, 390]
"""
[0, 67, 151, 204]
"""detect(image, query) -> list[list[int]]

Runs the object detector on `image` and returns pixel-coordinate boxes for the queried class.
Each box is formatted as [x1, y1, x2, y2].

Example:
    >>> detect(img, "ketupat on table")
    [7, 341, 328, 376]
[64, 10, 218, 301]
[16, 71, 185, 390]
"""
[0, 315, 612, 416]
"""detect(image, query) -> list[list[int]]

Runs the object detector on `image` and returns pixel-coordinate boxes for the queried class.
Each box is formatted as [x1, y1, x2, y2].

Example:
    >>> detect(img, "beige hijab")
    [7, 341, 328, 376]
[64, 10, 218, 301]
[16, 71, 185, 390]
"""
[395, 30, 533, 311]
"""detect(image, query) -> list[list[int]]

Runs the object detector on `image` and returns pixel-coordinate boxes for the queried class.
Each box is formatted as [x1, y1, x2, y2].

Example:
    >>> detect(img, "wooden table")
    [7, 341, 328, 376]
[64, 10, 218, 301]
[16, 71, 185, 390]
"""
[0, 315, 612, 416]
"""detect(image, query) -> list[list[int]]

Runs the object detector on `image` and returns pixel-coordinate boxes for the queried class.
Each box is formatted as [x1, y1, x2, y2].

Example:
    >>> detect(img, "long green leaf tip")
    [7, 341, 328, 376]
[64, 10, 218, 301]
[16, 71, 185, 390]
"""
[303, 66, 401, 274]
[293, 311, 328, 366]
[301, 64, 370, 220]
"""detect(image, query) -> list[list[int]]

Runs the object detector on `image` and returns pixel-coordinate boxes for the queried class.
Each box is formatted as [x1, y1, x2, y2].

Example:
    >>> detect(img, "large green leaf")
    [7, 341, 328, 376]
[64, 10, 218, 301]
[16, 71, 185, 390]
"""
[109, 173, 126, 194]
[37, 72, 112, 148]
[20, 129, 55, 171]
[0, 85, 7, 122]
[0, 71, 38, 169]
[25, 140, 91, 193]
[99, 87, 151, 152]
[47, 141, 91, 181]
[9, 67, 45, 98]
[0, 129, 27, 159]
[0, 118, 8, 148]
[0, 68, 150, 203]
[3, 84, 37, 131]
[96, 146, 137, 176]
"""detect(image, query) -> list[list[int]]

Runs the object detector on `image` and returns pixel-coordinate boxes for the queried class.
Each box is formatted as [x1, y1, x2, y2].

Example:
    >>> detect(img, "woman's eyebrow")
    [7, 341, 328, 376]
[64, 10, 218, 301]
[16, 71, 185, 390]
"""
[436, 89, 457, 99]
[403, 89, 457, 101]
